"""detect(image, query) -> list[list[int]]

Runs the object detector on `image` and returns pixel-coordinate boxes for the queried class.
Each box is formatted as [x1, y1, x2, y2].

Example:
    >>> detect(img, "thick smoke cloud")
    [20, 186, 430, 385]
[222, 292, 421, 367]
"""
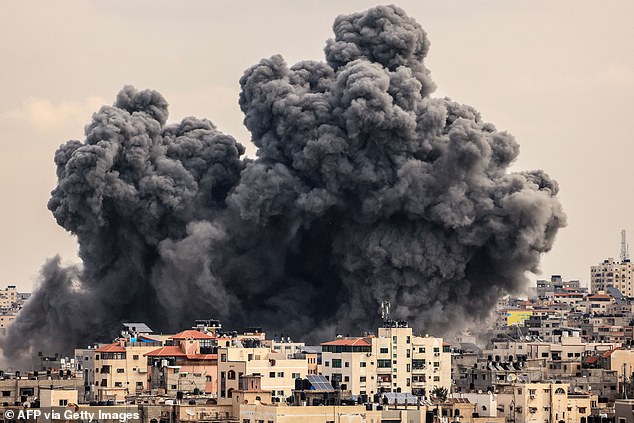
[2, 5, 565, 360]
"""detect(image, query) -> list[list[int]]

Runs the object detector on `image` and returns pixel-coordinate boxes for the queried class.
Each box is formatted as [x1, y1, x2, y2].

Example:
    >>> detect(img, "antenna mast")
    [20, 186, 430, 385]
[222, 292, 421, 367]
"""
[621, 229, 630, 262]
[380, 300, 391, 321]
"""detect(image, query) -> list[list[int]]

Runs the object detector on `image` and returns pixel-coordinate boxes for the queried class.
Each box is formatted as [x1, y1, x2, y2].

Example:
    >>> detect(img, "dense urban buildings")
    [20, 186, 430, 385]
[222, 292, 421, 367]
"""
[6, 256, 634, 423]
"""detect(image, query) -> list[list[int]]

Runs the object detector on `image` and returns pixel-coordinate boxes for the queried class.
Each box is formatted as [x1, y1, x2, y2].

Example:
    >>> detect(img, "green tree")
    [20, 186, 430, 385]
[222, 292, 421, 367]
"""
[431, 386, 448, 402]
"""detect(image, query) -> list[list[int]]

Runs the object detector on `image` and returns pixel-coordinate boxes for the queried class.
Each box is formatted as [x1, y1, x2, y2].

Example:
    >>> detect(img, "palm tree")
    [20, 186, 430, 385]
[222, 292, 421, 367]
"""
[431, 386, 449, 402]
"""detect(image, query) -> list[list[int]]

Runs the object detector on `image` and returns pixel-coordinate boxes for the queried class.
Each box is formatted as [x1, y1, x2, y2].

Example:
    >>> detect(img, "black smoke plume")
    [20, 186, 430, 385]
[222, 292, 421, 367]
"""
[2, 5, 565, 360]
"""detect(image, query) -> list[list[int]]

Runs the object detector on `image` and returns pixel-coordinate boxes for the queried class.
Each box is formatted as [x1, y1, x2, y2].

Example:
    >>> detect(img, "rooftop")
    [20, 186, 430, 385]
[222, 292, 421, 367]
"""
[95, 343, 126, 353]
[321, 338, 371, 347]
[170, 330, 215, 340]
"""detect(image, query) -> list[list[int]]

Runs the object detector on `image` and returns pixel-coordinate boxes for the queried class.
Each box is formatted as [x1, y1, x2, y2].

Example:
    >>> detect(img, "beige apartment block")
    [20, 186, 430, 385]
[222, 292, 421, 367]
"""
[410, 334, 452, 396]
[374, 324, 414, 394]
[0, 286, 17, 308]
[321, 323, 451, 397]
[591, 258, 634, 295]
[497, 383, 592, 423]
[217, 346, 308, 405]
[321, 338, 376, 396]
[89, 338, 162, 403]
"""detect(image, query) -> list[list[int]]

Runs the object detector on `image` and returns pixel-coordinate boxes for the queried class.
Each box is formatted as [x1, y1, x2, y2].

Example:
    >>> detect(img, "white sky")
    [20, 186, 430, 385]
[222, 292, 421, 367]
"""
[1, 1, 632, 291]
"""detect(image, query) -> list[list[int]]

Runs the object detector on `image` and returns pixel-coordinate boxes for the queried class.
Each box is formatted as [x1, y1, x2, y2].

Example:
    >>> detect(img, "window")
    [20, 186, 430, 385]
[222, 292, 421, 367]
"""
[114, 382, 122, 387]
[228, 370, 236, 380]
[221, 353, 227, 362]
[332, 359, 342, 368]
[136, 382, 144, 388]
[344, 376, 349, 382]
[269, 372, 275, 378]
[380, 348, 389, 354]
[292, 373, 300, 379]
[406, 364, 410, 372]
[117, 368, 125, 373]
[392, 336, 397, 344]
[360, 362, 366, 368]
[325, 361, 329, 367]
[378, 359, 391, 368]
[360, 376, 366, 382]
[406, 336, 411, 344]
[277, 372, 284, 378]
[277, 390, 284, 396]
[133, 354, 139, 360]
[2, 391, 10, 397]
[59, 399, 68, 406]
[419, 347, 425, 353]
[206, 376, 212, 382]
[171, 385, 177, 390]
[344, 362, 349, 368]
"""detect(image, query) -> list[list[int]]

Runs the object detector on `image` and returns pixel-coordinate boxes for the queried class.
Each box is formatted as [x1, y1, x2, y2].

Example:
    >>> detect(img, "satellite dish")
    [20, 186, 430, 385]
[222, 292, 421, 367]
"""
[186, 410, 195, 417]
[574, 387, 582, 393]
[507, 374, 517, 382]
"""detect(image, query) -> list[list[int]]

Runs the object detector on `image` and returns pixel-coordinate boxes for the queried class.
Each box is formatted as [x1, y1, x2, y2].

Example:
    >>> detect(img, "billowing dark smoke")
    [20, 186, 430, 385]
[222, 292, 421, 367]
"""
[2, 5, 565, 360]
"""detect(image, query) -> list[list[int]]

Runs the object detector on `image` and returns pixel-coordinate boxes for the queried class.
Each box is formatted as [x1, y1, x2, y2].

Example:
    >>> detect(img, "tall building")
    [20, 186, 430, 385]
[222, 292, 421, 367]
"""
[591, 257, 634, 295]
[320, 321, 451, 398]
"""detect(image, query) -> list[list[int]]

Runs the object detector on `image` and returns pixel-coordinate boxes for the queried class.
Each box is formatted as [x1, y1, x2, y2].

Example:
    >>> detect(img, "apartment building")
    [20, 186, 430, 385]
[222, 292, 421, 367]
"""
[497, 383, 593, 423]
[90, 339, 160, 402]
[591, 258, 634, 295]
[410, 334, 451, 396]
[216, 346, 309, 405]
[0, 285, 17, 308]
[320, 338, 376, 395]
[76, 326, 164, 403]
[320, 321, 451, 397]
[146, 330, 218, 397]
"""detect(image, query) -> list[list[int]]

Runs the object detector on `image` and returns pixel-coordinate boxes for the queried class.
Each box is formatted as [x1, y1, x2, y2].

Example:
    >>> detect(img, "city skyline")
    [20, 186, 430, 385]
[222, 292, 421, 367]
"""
[1, 1, 633, 292]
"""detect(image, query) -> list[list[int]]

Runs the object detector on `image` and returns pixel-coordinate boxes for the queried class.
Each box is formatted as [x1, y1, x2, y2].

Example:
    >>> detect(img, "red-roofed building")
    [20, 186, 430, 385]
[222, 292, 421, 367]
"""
[95, 343, 126, 354]
[170, 330, 216, 340]
[146, 336, 218, 396]
[77, 334, 164, 403]
[321, 338, 371, 348]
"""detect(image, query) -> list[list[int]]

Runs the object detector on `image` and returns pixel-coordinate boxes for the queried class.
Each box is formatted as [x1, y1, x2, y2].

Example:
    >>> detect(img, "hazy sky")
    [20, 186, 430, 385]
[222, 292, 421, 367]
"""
[1, 1, 632, 292]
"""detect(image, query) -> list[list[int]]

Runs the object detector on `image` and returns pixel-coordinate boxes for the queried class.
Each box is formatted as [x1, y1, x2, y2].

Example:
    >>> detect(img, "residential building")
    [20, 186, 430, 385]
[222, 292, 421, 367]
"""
[497, 383, 592, 423]
[146, 330, 218, 397]
[217, 345, 309, 405]
[591, 258, 634, 296]
[321, 321, 451, 397]
[320, 337, 376, 395]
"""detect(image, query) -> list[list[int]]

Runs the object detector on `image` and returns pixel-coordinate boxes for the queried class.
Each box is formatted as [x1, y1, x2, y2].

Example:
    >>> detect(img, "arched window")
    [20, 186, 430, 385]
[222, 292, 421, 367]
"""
[228, 370, 236, 380]
[227, 388, 234, 398]
[555, 388, 565, 394]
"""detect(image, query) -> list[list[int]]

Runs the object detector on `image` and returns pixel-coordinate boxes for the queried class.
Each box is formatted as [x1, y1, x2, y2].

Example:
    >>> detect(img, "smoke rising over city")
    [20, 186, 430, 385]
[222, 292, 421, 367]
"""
[1, 5, 565, 360]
